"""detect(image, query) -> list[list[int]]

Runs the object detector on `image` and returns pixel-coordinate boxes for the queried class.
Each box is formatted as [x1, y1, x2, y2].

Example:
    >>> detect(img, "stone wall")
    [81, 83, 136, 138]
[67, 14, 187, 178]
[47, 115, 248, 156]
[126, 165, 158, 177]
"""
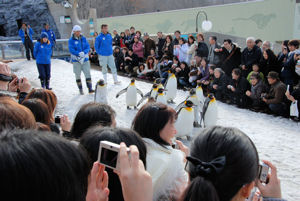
[0, 0, 60, 39]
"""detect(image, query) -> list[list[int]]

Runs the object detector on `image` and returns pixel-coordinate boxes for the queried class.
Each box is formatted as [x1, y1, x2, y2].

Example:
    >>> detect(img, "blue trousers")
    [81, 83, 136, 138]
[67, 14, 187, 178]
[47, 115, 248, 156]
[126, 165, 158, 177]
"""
[37, 64, 51, 80]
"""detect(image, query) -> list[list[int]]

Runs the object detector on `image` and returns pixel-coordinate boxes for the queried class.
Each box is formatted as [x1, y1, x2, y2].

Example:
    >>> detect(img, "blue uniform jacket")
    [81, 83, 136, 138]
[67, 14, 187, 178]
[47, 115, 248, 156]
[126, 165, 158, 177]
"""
[19, 28, 34, 43]
[41, 29, 56, 45]
[68, 35, 90, 62]
[33, 41, 52, 64]
[95, 32, 113, 56]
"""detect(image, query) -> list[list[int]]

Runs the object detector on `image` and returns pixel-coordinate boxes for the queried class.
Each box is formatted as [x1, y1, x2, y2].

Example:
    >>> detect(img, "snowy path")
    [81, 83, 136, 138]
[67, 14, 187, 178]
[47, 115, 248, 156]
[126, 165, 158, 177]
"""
[10, 59, 300, 200]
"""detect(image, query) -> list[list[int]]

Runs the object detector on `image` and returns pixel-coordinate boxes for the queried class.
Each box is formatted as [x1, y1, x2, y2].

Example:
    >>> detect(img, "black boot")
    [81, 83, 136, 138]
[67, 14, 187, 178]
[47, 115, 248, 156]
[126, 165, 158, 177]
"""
[40, 79, 45, 89]
[76, 79, 84, 95]
[46, 80, 52, 90]
[86, 78, 95, 93]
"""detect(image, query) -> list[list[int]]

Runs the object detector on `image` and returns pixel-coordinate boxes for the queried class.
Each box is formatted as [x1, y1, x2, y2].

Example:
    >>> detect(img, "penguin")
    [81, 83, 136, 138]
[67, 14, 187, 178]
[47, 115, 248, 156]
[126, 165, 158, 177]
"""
[155, 88, 167, 105]
[200, 94, 218, 128]
[175, 89, 201, 127]
[164, 70, 177, 104]
[94, 79, 108, 104]
[137, 84, 158, 107]
[116, 79, 143, 109]
[174, 100, 194, 140]
[196, 82, 205, 105]
[154, 78, 164, 90]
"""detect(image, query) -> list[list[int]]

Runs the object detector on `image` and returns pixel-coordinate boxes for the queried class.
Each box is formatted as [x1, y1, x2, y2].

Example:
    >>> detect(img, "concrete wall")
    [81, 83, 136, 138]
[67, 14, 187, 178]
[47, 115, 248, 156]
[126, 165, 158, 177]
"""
[96, 0, 297, 43]
[294, 2, 300, 39]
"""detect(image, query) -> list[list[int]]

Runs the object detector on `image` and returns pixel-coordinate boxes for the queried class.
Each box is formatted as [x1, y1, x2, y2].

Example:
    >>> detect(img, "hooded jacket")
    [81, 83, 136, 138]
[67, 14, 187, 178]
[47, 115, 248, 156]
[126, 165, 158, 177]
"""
[18, 27, 34, 43]
[34, 40, 52, 64]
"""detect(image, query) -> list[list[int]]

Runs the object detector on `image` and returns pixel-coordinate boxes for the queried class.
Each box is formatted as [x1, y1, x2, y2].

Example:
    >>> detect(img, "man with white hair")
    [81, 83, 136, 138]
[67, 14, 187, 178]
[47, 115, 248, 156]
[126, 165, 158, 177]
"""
[241, 37, 262, 77]
[262, 41, 271, 52]
[68, 25, 94, 95]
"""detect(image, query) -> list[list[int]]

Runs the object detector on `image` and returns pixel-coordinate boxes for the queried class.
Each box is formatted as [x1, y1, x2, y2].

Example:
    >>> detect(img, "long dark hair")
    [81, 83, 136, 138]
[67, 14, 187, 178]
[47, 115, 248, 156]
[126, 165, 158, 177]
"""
[182, 126, 259, 201]
[132, 102, 176, 146]
[71, 103, 116, 139]
[0, 129, 91, 201]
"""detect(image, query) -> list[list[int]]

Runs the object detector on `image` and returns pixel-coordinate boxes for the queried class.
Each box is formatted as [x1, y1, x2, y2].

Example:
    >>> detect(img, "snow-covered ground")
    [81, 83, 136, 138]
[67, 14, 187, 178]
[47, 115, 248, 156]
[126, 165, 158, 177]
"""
[10, 59, 300, 200]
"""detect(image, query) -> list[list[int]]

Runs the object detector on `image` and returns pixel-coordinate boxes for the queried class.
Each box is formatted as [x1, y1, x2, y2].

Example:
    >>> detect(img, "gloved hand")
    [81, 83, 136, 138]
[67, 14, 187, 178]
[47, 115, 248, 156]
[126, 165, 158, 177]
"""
[79, 52, 85, 57]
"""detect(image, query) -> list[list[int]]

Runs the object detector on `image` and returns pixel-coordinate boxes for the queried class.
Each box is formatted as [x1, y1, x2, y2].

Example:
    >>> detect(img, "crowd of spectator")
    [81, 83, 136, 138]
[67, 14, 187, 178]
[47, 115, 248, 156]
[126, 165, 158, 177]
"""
[0, 25, 298, 201]
[88, 27, 300, 120]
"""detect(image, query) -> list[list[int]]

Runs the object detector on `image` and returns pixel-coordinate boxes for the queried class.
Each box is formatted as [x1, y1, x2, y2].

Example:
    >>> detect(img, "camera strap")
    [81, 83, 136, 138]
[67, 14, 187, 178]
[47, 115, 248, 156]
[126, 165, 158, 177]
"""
[0, 74, 13, 82]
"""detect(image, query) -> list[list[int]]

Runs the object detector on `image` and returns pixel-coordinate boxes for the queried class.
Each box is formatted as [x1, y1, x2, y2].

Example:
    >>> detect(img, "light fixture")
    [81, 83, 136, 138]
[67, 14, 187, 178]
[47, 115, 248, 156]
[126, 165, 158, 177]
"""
[196, 11, 212, 32]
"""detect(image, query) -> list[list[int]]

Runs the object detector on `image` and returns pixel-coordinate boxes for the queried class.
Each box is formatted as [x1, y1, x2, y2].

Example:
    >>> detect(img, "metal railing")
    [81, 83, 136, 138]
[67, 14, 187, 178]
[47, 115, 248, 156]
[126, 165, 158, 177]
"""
[0, 38, 94, 60]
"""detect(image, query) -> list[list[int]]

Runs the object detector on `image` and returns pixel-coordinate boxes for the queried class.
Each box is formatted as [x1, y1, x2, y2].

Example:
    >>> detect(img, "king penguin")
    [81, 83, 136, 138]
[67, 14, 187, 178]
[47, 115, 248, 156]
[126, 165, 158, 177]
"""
[176, 89, 201, 127]
[196, 82, 205, 105]
[165, 70, 177, 104]
[137, 84, 158, 107]
[94, 79, 108, 104]
[154, 78, 164, 90]
[155, 88, 167, 105]
[201, 94, 218, 128]
[116, 79, 143, 109]
[174, 100, 194, 140]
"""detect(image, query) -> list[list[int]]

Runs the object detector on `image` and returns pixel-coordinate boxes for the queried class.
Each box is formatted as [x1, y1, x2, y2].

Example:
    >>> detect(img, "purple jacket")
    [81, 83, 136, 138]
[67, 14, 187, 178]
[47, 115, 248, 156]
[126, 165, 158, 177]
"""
[199, 65, 210, 82]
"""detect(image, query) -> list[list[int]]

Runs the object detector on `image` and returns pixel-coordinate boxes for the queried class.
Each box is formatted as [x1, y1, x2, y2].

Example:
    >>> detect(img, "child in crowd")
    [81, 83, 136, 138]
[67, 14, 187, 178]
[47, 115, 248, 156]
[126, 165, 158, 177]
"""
[247, 63, 265, 83]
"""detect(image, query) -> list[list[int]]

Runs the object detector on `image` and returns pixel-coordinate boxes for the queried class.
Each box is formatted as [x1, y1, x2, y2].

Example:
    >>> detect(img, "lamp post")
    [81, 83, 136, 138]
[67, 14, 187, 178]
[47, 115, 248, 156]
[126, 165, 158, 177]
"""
[196, 11, 212, 33]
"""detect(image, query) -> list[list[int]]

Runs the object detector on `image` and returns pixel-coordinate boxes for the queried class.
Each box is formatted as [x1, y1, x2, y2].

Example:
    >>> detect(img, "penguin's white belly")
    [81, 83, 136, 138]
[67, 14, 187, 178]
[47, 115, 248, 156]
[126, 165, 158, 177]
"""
[126, 86, 137, 106]
[166, 78, 177, 100]
[156, 95, 167, 105]
[95, 87, 108, 104]
[204, 101, 218, 127]
[196, 88, 205, 104]
[175, 109, 194, 137]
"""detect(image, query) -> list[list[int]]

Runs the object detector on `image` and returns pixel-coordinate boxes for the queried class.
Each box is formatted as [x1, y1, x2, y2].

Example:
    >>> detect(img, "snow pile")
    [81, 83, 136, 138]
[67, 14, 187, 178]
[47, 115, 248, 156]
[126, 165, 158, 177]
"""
[9, 59, 300, 200]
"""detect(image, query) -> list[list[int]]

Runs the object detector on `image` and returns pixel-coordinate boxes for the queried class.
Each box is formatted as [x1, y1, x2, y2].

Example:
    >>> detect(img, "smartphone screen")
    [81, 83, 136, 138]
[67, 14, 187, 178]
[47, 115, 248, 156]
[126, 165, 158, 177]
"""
[100, 147, 118, 168]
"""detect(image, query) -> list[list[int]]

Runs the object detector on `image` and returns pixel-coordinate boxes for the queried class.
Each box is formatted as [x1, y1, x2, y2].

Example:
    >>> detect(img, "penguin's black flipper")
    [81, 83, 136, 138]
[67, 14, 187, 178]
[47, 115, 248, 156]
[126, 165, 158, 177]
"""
[137, 93, 150, 107]
[116, 88, 127, 98]
[175, 101, 186, 112]
[200, 97, 211, 126]
[176, 107, 184, 117]
[94, 84, 98, 102]
[136, 88, 144, 98]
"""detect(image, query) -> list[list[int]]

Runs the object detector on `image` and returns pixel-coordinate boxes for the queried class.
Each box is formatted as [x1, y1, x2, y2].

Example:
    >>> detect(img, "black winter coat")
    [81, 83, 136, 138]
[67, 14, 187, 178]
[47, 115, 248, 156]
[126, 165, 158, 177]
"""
[220, 45, 241, 76]
[241, 45, 262, 70]
[196, 42, 209, 58]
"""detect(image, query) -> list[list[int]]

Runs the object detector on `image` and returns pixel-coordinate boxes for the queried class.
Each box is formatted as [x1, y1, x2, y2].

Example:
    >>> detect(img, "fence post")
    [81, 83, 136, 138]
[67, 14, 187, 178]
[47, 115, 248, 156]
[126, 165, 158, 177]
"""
[0, 44, 5, 60]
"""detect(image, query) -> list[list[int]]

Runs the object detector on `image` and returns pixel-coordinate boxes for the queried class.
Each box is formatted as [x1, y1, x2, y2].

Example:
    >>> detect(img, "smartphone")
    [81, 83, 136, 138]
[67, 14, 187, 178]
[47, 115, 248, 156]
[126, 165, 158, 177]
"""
[98, 141, 130, 170]
[258, 162, 269, 183]
[287, 85, 290, 92]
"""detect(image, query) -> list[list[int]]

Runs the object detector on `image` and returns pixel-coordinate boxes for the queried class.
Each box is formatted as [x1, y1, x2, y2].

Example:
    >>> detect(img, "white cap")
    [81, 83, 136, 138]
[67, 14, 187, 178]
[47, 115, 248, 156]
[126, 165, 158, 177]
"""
[72, 25, 82, 32]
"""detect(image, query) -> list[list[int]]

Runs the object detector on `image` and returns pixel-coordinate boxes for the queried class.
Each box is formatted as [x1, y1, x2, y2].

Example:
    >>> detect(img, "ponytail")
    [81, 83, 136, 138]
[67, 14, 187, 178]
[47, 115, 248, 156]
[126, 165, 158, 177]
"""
[181, 177, 219, 201]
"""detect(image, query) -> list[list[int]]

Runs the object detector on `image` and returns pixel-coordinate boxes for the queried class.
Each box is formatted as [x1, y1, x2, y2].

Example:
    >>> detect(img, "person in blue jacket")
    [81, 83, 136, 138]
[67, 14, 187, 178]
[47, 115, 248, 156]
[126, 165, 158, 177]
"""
[41, 23, 56, 54]
[95, 24, 120, 84]
[18, 23, 34, 61]
[33, 32, 52, 89]
[68, 25, 94, 95]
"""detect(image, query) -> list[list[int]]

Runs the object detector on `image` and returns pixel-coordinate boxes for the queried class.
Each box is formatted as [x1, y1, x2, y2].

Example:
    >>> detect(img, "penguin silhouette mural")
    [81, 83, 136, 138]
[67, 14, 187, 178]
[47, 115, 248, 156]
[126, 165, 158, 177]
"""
[116, 79, 143, 109]
[175, 100, 194, 140]
[94, 79, 108, 104]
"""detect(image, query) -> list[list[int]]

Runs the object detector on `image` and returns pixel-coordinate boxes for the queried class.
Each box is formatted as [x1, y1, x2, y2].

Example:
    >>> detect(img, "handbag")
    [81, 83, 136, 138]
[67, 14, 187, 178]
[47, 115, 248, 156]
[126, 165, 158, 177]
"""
[290, 101, 299, 117]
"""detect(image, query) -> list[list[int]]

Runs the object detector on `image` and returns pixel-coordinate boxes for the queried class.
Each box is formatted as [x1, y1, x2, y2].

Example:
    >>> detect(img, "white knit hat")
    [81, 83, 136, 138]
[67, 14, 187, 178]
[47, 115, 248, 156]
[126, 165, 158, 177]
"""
[72, 25, 82, 32]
